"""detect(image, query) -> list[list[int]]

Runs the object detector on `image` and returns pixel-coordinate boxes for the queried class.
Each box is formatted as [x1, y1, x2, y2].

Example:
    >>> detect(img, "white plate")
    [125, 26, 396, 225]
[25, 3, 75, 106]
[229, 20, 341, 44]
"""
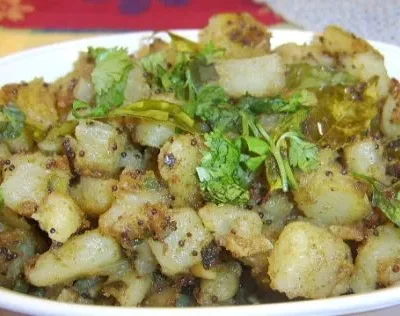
[0, 30, 400, 316]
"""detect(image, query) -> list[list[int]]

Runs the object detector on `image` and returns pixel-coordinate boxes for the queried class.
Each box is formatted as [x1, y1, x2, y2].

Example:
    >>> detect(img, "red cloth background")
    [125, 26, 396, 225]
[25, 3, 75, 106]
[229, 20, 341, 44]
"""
[0, 0, 283, 30]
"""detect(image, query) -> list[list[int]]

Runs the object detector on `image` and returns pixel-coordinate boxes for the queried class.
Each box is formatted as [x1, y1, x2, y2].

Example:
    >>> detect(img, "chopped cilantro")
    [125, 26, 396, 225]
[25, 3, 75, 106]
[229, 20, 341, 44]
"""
[238, 90, 317, 114]
[196, 130, 250, 205]
[0, 105, 26, 140]
[191, 85, 240, 131]
[73, 47, 133, 118]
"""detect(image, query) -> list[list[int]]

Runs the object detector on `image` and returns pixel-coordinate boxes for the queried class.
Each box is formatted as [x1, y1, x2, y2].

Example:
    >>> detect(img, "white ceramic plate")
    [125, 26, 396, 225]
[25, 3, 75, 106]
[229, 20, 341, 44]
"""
[0, 30, 400, 316]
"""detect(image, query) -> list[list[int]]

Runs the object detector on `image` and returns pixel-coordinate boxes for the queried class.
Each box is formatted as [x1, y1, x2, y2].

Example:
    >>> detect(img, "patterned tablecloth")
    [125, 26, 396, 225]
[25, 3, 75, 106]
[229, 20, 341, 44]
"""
[0, 0, 284, 57]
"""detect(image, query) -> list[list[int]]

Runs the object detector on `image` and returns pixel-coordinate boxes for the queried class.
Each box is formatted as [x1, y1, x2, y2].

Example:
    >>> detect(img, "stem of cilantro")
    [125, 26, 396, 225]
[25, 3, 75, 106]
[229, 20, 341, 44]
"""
[240, 112, 249, 137]
[255, 122, 289, 192]
[248, 117, 261, 138]
[276, 132, 299, 190]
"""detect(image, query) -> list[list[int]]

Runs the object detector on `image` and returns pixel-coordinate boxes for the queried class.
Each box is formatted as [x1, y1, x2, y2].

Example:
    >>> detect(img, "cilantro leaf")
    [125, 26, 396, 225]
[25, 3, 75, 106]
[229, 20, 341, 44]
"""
[73, 47, 133, 118]
[355, 174, 400, 227]
[139, 40, 224, 103]
[140, 51, 166, 75]
[245, 155, 267, 171]
[238, 91, 316, 115]
[245, 136, 269, 156]
[283, 132, 320, 172]
[197, 130, 249, 205]
[252, 121, 319, 192]
[191, 85, 240, 131]
[272, 108, 311, 139]
[373, 190, 400, 227]
[197, 42, 225, 65]
[0, 105, 26, 140]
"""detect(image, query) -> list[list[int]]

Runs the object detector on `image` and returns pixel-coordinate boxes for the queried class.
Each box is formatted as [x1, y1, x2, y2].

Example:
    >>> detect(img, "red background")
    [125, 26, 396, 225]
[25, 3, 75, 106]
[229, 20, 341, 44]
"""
[0, 0, 283, 30]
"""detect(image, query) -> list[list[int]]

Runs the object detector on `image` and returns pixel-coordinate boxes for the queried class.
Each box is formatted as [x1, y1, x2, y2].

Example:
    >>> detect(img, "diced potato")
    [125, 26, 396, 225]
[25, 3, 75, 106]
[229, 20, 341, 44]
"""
[198, 204, 272, 258]
[342, 51, 390, 99]
[118, 168, 168, 194]
[200, 13, 271, 59]
[215, 54, 285, 98]
[274, 43, 335, 67]
[48, 170, 71, 196]
[133, 120, 175, 148]
[70, 177, 117, 216]
[1, 156, 50, 216]
[293, 149, 371, 226]
[132, 241, 158, 276]
[99, 191, 170, 243]
[103, 270, 152, 306]
[197, 261, 242, 306]
[381, 95, 400, 139]
[317, 25, 377, 56]
[148, 208, 212, 276]
[143, 284, 178, 307]
[0, 143, 11, 161]
[0, 228, 37, 289]
[123, 65, 151, 103]
[344, 138, 389, 184]
[65, 120, 126, 177]
[5, 128, 34, 153]
[118, 144, 146, 170]
[51, 52, 94, 118]
[25, 230, 123, 287]
[15, 78, 58, 131]
[199, 204, 255, 239]
[73, 77, 94, 104]
[255, 192, 294, 239]
[190, 263, 217, 280]
[268, 221, 353, 299]
[38, 121, 79, 155]
[73, 277, 105, 300]
[32, 192, 83, 243]
[0, 143, 11, 181]
[328, 224, 365, 242]
[351, 225, 400, 293]
[158, 134, 205, 208]
[240, 252, 270, 289]
[57, 288, 93, 304]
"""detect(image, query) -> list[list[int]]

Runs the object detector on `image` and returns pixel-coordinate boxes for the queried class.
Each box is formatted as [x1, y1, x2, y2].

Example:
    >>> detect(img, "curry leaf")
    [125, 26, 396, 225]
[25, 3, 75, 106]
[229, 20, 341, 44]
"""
[302, 82, 379, 149]
[286, 63, 357, 90]
[355, 174, 400, 227]
[238, 90, 317, 115]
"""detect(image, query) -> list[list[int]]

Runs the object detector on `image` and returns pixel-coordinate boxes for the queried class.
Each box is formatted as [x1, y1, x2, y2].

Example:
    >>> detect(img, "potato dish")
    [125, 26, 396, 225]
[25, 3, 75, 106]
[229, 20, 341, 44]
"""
[0, 12, 400, 307]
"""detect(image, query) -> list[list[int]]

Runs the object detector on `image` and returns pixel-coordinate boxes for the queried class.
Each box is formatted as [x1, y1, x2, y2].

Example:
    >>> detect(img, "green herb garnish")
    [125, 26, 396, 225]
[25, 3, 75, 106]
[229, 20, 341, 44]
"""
[73, 47, 133, 118]
[355, 174, 400, 227]
[0, 105, 26, 140]
[196, 130, 250, 205]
